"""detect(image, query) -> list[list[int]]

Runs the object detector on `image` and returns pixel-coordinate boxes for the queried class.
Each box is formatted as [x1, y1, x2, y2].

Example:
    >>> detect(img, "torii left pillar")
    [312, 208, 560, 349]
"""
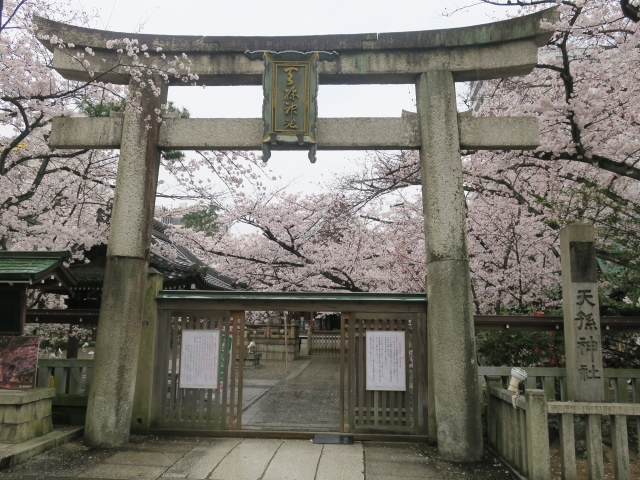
[417, 70, 483, 461]
[85, 79, 167, 447]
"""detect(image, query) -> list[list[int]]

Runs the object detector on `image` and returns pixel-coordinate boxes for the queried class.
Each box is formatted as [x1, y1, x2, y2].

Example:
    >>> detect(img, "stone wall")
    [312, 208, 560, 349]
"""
[246, 325, 301, 361]
[0, 388, 54, 443]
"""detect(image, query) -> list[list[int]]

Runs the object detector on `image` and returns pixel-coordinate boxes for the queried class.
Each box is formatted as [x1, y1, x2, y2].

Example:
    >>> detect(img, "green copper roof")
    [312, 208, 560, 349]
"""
[157, 291, 428, 313]
[157, 291, 426, 302]
[0, 251, 74, 285]
[0, 257, 57, 275]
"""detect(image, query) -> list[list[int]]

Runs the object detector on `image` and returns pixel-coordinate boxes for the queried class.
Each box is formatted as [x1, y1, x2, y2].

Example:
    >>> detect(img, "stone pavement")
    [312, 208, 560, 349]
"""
[0, 436, 515, 479]
[243, 356, 340, 431]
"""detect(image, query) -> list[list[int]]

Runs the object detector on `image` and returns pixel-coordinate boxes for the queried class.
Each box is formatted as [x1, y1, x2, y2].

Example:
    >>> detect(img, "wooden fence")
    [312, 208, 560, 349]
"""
[486, 378, 640, 480]
[36, 358, 94, 396]
[309, 330, 341, 354]
[479, 366, 640, 403]
[150, 310, 244, 431]
[486, 384, 550, 479]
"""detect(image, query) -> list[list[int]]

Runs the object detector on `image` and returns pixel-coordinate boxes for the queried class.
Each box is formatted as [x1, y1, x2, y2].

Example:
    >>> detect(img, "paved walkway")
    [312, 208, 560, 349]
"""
[243, 356, 340, 431]
[0, 436, 514, 479]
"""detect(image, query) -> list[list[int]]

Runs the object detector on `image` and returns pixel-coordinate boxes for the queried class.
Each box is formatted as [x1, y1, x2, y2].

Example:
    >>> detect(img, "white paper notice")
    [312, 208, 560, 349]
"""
[366, 331, 406, 391]
[179, 330, 220, 389]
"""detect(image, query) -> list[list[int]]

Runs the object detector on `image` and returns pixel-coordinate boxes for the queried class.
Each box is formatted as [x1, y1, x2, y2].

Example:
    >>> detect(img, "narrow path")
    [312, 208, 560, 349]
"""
[243, 355, 341, 431]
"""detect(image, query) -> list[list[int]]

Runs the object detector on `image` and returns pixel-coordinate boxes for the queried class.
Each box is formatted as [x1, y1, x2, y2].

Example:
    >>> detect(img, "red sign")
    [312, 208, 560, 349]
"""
[0, 336, 39, 389]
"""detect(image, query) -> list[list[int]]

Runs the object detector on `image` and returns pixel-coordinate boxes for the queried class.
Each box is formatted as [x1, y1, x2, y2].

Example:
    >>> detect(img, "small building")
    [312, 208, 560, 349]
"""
[0, 251, 76, 335]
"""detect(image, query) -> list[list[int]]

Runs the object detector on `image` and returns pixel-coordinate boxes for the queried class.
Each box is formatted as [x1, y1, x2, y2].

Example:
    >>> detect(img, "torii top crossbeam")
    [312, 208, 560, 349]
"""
[38, 9, 557, 153]
[35, 9, 555, 85]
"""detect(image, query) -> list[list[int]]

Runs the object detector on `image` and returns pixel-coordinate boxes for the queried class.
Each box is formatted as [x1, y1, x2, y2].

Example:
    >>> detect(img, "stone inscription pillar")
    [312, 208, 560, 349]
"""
[560, 224, 604, 402]
[416, 71, 483, 461]
[84, 79, 168, 447]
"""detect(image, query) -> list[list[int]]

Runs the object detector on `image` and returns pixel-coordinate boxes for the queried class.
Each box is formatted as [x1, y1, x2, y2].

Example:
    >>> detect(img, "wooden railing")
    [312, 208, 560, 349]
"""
[36, 358, 94, 397]
[309, 330, 341, 354]
[548, 401, 640, 480]
[486, 376, 640, 480]
[479, 366, 640, 402]
[486, 382, 550, 479]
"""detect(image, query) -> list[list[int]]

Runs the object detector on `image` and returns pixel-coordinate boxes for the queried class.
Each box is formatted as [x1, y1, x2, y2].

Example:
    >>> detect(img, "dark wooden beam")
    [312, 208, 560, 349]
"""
[25, 309, 640, 332]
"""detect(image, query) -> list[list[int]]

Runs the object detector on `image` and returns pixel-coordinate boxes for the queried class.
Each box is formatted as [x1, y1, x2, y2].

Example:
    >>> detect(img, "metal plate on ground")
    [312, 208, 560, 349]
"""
[313, 434, 354, 445]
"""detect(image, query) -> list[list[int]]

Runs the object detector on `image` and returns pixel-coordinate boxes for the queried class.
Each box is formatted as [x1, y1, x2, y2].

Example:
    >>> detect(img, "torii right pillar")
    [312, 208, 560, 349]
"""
[417, 70, 483, 461]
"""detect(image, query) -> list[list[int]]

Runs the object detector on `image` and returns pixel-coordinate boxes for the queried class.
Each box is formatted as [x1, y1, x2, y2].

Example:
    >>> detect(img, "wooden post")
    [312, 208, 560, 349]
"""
[585, 414, 604, 480]
[308, 315, 314, 355]
[525, 389, 551, 480]
[340, 313, 347, 433]
[237, 310, 245, 429]
[284, 311, 288, 372]
[611, 415, 630, 480]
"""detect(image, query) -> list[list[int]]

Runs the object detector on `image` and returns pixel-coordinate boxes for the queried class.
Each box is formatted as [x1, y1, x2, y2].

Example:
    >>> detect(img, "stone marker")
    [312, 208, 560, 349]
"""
[560, 224, 604, 402]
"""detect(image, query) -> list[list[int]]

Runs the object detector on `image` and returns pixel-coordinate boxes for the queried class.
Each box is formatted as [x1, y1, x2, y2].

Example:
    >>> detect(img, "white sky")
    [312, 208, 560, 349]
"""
[69, 0, 508, 206]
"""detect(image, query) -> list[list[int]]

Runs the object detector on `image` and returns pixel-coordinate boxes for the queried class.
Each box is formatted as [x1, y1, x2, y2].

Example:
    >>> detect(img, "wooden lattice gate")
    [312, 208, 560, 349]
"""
[150, 309, 245, 431]
[342, 312, 428, 435]
[309, 331, 341, 354]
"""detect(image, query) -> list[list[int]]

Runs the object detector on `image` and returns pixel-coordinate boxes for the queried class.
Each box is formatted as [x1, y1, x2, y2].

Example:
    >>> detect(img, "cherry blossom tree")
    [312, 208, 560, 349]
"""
[170, 189, 425, 293]
[6, 0, 635, 324]
[170, 1, 640, 318]
[1, 0, 113, 257]
[321, 0, 640, 316]
[0, 0, 198, 260]
[0, 0, 197, 350]
[459, 0, 639, 315]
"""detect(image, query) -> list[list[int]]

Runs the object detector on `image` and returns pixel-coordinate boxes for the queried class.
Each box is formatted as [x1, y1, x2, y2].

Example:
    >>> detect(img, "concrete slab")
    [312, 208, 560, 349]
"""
[79, 463, 168, 479]
[432, 453, 514, 480]
[0, 388, 54, 405]
[262, 440, 322, 480]
[241, 386, 271, 409]
[364, 443, 437, 478]
[243, 380, 280, 388]
[0, 426, 83, 470]
[101, 450, 185, 467]
[4, 440, 113, 477]
[162, 438, 241, 479]
[367, 476, 424, 480]
[208, 439, 282, 480]
[316, 443, 364, 480]
[126, 439, 197, 454]
[0, 435, 516, 480]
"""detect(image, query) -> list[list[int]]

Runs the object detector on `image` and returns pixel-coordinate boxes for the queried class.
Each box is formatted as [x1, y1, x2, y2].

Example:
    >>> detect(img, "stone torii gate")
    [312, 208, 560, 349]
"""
[36, 8, 556, 462]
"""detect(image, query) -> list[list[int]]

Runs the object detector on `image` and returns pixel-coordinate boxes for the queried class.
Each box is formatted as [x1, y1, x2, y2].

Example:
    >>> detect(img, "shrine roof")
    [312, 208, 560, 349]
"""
[0, 251, 76, 289]
[34, 8, 556, 54]
[66, 221, 242, 292]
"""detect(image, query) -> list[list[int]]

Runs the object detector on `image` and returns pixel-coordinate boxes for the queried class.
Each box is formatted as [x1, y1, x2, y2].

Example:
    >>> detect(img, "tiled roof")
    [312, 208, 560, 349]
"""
[67, 221, 240, 291]
[150, 224, 237, 291]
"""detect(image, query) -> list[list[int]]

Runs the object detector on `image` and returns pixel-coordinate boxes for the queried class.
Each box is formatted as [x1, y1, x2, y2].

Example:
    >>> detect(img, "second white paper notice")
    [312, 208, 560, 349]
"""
[366, 330, 406, 391]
